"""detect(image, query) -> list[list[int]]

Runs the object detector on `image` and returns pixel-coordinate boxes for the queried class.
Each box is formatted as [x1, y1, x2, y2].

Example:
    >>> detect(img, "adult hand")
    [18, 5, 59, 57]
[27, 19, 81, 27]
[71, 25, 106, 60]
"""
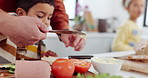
[0, 12, 48, 47]
[59, 34, 86, 51]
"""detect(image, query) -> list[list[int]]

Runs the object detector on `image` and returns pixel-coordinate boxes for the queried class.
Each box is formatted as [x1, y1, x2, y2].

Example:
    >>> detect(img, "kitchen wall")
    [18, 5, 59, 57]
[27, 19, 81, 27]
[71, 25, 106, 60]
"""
[43, 0, 148, 57]
[76, 0, 145, 32]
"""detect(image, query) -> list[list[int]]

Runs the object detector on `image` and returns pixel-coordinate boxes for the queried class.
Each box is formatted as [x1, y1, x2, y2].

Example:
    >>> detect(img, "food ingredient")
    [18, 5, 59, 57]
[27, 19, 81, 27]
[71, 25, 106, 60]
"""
[51, 58, 75, 78]
[70, 59, 91, 73]
[0, 64, 15, 74]
[76, 73, 123, 78]
[92, 58, 119, 64]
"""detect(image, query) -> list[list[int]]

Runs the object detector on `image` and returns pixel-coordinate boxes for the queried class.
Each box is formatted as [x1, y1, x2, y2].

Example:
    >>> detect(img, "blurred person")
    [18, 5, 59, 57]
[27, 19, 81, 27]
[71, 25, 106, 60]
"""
[112, 0, 145, 51]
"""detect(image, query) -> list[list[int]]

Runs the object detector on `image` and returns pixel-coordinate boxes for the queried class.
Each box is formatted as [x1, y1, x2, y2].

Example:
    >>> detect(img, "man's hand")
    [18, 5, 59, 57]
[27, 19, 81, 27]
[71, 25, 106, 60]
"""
[59, 34, 86, 51]
[0, 12, 48, 47]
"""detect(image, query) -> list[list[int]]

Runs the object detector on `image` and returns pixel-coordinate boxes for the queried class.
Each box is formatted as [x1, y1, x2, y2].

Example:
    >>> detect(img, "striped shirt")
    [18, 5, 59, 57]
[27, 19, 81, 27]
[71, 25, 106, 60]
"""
[0, 35, 46, 63]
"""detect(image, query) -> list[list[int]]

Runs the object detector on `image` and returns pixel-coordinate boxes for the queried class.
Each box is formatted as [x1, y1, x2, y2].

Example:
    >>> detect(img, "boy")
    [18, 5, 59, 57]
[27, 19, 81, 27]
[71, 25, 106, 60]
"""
[0, 0, 55, 62]
[16, 0, 55, 59]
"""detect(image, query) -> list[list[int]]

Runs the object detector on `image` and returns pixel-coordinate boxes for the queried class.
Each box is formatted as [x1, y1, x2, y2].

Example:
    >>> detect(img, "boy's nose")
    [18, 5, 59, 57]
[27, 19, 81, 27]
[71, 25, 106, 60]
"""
[42, 19, 50, 27]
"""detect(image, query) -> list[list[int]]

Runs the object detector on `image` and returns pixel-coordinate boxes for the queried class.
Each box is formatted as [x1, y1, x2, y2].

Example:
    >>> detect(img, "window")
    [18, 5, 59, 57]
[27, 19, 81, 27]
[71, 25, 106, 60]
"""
[64, 0, 77, 20]
[144, 0, 148, 26]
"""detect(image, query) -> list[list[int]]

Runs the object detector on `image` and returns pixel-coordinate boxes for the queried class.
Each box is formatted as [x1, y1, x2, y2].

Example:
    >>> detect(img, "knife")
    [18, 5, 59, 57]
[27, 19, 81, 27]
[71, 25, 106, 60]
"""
[16, 47, 27, 60]
[68, 55, 93, 59]
[48, 30, 86, 35]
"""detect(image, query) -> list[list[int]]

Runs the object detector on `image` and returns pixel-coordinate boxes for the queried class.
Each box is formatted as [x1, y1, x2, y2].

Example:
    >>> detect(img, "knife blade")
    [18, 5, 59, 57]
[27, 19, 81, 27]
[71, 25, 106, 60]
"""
[48, 30, 86, 35]
[68, 55, 93, 59]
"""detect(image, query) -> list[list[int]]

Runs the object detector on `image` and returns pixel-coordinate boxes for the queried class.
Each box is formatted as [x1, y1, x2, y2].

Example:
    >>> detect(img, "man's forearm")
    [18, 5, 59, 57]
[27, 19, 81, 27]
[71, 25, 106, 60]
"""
[0, 10, 6, 37]
[0, 9, 12, 35]
[50, 0, 69, 30]
[0, 9, 6, 33]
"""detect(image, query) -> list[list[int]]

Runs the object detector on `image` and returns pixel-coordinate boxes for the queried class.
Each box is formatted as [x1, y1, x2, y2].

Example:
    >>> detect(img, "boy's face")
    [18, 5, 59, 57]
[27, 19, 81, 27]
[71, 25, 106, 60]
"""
[16, 3, 54, 27]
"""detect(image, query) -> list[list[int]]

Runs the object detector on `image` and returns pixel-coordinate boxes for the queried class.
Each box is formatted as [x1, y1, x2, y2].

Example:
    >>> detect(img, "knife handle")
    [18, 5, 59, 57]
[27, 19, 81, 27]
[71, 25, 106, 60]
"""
[68, 55, 93, 59]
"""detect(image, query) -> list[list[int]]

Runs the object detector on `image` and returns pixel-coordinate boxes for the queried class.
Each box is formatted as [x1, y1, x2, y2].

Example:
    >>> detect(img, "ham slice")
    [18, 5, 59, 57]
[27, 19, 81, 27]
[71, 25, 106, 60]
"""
[15, 60, 51, 78]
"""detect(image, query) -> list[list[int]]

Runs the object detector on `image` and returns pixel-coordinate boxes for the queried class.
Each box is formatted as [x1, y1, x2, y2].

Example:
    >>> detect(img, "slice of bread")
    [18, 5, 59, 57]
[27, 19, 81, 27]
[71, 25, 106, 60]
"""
[135, 41, 148, 55]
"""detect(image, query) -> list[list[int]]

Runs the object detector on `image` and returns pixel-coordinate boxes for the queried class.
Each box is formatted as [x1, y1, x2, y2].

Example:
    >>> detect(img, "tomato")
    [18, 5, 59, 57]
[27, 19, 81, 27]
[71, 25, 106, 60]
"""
[51, 58, 75, 78]
[70, 59, 91, 73]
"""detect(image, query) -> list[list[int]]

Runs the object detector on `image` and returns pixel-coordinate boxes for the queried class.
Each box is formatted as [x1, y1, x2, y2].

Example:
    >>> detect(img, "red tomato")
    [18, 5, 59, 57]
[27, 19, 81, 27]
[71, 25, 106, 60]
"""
[70, 59, 91, 73]
[51, 58, 75, 78]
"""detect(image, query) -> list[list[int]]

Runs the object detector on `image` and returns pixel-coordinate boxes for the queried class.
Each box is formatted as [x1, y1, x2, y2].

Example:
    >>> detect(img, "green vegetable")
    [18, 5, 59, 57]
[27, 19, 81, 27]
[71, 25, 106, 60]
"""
[76, 73, 125, 78]
[8, 65, 15, 74]
[0, 64, 12, 69]
[9, 69, 14, 74]
[0, 64, 15, 74]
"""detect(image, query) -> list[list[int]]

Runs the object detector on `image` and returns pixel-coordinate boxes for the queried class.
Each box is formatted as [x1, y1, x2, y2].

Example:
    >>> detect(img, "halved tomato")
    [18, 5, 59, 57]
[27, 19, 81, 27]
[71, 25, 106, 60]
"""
[70, 59, 91, 73]
[51, 58, 75, 78]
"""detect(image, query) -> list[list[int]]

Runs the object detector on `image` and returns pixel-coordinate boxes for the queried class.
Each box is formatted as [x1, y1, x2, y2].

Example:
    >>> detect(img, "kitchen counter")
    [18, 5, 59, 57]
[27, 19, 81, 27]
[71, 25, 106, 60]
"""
[44, 32, 148, 57]
[0, 51, 147, 78]
[88, 51, 148, 78]
[43, 32, 115, 57]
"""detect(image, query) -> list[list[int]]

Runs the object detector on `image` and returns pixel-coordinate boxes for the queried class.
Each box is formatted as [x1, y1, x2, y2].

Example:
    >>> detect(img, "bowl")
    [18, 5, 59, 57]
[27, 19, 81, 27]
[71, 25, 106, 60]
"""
[91, 57, 123, 75]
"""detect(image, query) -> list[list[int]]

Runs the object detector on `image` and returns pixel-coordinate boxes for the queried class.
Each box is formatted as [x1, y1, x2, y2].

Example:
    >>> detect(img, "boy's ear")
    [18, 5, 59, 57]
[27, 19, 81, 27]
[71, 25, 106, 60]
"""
[16, 8, 27, 16]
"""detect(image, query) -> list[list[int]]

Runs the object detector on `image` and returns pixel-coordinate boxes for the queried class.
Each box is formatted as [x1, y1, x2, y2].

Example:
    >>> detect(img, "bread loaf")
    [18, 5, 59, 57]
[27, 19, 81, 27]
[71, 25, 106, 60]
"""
[135, 41, 148, 55]
[127, 55, 148, 61]
[121, 60, 148, 74]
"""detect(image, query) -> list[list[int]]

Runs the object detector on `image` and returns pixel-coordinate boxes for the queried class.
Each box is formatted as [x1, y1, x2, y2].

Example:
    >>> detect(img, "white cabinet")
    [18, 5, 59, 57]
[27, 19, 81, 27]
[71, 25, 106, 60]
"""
[43, 32, 115, 57]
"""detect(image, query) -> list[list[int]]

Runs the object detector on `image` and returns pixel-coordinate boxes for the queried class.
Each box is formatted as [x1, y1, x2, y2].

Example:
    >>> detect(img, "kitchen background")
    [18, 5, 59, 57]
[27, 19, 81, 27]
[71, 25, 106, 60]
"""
[43, 0, 148, 57]
[0, 0, 147, 63]
[0, 1, 147, 76]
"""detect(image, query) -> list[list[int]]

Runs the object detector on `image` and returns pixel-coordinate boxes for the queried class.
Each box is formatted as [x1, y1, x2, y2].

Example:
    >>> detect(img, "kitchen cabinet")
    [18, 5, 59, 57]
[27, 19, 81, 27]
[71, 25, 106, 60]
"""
[43, 32, 115, 57]
[43, 32, 148, 57]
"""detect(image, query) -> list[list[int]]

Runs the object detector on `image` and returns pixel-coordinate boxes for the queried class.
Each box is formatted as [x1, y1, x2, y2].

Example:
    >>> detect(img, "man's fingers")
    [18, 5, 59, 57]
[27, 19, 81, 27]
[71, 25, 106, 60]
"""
[69, 35, 81, 47]
[35, 18, 48, 33]
[60, 34, 70, 47]
[74, 38, 85, 51]
[35, 19, 48, 40]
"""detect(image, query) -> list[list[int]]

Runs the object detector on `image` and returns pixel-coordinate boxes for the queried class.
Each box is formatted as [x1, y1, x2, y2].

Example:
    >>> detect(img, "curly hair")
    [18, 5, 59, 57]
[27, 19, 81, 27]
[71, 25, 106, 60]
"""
[17, 0, 54, 13]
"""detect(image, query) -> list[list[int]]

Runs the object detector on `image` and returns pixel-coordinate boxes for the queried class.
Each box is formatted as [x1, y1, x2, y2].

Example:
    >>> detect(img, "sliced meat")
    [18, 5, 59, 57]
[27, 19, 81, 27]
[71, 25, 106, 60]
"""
[15, 60, 51, 78]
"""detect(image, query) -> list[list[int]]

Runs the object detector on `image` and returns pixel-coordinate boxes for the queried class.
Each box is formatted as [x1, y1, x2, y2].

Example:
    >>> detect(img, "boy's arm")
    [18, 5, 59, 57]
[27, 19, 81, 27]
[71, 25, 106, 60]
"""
[50, 0, 69, 30]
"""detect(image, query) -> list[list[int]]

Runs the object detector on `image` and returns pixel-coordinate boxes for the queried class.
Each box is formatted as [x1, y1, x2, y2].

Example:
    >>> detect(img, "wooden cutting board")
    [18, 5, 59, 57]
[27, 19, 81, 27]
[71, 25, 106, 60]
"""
[119, 59, 148, 74]
[0, 70, 94, 78]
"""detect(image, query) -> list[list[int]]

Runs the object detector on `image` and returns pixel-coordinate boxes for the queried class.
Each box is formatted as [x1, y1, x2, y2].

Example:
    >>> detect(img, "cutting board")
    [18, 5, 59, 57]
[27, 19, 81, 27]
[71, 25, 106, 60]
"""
[0, 71, 14, 78]
[0, 70, 94, 78]
[117, 57, 148, 74]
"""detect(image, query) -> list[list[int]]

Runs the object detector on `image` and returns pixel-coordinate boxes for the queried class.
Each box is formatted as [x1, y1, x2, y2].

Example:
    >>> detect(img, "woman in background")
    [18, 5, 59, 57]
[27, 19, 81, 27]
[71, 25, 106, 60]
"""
[112, 0, 145, 51]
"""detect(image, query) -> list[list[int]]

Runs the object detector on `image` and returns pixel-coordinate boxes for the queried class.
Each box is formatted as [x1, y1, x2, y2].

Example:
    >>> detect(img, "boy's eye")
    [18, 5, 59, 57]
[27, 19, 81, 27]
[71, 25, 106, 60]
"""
[37, 15, 44, 18]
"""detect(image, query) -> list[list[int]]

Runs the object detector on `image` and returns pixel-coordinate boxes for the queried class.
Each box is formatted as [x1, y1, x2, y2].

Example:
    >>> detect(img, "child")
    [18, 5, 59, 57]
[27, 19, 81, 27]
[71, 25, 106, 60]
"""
[0, 0, 55, 62]
[16, 0, 56, 59]
[112, 0, 145, 51]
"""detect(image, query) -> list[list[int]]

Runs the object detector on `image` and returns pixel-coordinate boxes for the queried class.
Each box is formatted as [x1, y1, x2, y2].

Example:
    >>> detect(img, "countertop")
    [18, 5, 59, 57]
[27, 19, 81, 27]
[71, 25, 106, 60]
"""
[88, 51, 148, 78]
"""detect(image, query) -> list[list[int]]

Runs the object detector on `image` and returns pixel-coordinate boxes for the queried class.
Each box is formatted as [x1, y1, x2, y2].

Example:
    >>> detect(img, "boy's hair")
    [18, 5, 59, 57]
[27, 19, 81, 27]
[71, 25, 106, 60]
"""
[17, 0, 54, 13]
[122, 0, 131, 8]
